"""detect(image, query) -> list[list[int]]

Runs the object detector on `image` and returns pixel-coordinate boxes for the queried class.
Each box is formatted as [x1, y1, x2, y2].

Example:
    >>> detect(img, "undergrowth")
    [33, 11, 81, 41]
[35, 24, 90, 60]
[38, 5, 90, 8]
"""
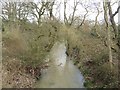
[2, 21, 119, 88]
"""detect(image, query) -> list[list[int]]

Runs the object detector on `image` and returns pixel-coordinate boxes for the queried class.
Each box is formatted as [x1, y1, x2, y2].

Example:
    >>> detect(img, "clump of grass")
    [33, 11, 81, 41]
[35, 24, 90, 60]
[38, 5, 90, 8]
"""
[3, 29, 28, 57]
[2, 28, 36, 88]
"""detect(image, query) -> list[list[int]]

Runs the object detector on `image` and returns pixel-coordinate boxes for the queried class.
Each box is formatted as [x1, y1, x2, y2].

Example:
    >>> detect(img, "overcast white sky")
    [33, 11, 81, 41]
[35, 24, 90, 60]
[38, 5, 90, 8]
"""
[50, 0, 119, 23]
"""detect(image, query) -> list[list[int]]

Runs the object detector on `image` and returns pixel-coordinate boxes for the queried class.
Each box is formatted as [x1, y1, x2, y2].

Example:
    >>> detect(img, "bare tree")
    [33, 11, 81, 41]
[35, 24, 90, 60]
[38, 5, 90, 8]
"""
[107, 1, 119, 38]
[54, 1, 62, 20]
[64, 0, 68, 25]
[63, 0, 79, 26]
[47, 0, 55, 20]
[103, 1, 113, 68]
[90, 2, 103, 37]
[1, 1, 20, 30]
[1, 1, 31, 23]
[107, 1, 120, 51]
[29, 1, 49, 25]
[77, 2, 89, 29]
[69, 0, 79, 26]
[2, 2, 17, 22]
[118, 2, 120, 49]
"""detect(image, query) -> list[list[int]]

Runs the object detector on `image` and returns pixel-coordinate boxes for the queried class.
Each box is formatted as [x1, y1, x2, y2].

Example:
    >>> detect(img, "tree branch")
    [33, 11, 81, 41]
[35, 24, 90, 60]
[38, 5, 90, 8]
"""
[112, 6, 120, 18]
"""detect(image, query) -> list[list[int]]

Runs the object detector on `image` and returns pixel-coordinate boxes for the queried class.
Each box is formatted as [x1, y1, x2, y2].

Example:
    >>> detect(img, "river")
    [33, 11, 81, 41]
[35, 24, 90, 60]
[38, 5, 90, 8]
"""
[34, 41, 85, 88]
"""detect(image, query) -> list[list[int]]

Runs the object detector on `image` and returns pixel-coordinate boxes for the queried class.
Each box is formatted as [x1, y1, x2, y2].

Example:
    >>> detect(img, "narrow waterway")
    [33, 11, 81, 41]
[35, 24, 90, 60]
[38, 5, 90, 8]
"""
[34, 41, 85, 88]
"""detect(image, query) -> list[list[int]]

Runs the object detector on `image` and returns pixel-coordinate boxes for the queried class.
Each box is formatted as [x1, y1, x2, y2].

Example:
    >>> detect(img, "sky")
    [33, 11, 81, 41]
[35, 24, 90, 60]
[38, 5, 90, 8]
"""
[51, 0, 119, 24]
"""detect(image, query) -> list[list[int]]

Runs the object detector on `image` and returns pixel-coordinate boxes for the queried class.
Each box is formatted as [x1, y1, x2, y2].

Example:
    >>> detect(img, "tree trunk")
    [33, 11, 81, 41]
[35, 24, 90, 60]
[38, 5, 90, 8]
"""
[103, 1, 113, 68]
[107, 1, 118, 39]
[94, 7, 100, 37]
[118, 1, 120, 49]
[49, 1, 55, 20]
[64, 0, 68, 25]
[69, 0, 78, 26]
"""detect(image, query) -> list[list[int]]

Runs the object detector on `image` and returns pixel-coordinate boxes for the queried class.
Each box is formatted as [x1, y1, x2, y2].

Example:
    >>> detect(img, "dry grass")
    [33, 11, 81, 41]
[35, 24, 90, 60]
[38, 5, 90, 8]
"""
[2, 21, 60, 88]
[3, 30, 28, 56]
[61, 25, 119, 88]
[2, 21, 119, 88]
[2, 29, 35, 88]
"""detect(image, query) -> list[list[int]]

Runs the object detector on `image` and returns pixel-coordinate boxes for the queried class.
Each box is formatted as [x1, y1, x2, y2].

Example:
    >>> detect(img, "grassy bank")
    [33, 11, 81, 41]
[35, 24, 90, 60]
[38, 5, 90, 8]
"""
[2, 20, 119, 88]
[2, 21, 60, 87]
[65, 26, 119, 88]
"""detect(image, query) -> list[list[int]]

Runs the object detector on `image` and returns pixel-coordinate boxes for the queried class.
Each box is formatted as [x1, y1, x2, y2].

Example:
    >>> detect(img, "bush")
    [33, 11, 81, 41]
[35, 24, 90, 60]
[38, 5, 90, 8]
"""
[95, 62, 118, 88]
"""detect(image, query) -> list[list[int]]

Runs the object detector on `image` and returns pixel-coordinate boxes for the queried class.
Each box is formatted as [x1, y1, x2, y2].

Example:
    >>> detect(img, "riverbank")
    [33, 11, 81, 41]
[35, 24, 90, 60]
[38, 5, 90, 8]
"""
[65, 28, 119, 88]
[2, 29, 51, 88]
[2, 21, 119, 88]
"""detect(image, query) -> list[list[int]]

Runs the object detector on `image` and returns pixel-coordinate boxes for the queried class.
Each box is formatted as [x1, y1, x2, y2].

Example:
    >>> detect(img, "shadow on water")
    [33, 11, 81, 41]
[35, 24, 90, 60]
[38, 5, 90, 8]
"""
[34, 41, 85, 88]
